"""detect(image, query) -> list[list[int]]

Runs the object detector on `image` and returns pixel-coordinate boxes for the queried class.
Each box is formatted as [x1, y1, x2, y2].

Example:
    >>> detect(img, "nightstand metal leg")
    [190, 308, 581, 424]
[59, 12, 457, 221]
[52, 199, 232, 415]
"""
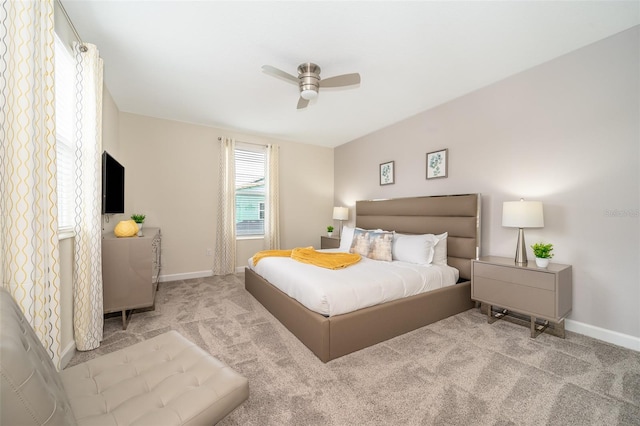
[482, 303, 566, 339]
[121, 309, 133, 330]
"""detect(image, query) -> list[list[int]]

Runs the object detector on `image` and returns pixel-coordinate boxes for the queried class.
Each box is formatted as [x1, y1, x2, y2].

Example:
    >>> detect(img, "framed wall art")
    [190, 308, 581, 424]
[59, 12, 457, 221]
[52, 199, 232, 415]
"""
[380, 161, 395, 185]
[426, 148, 448, 179]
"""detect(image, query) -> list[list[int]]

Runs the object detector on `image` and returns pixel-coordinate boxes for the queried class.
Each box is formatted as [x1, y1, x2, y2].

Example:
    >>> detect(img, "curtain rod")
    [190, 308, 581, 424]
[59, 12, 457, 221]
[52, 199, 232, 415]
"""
[56, 0, 87, 52]
[217, 137, 268, 148]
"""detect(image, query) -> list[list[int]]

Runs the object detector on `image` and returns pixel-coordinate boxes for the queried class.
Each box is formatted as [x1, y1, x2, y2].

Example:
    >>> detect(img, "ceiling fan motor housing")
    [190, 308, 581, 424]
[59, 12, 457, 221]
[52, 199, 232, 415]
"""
[298, 63, 320, 99]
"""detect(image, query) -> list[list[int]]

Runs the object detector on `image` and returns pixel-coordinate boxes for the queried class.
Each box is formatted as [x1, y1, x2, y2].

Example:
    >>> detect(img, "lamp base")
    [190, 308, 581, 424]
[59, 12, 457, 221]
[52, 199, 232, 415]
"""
[514, 228, 528, 265]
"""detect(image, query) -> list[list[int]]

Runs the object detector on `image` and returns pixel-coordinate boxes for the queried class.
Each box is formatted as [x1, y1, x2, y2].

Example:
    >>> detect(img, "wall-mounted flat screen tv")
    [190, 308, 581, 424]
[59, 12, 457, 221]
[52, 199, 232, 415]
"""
[102, 151, 125, 214]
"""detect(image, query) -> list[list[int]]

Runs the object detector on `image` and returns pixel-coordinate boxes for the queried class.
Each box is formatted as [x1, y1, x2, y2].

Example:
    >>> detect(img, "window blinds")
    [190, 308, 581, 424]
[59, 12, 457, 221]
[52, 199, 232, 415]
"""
[235, 146, 266, 236]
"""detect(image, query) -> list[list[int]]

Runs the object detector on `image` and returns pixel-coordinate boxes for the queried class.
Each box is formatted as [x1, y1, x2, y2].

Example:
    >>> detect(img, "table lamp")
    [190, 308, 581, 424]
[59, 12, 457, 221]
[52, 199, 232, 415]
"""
[502, 199, 544, 265]
[332, 207, 349, 237]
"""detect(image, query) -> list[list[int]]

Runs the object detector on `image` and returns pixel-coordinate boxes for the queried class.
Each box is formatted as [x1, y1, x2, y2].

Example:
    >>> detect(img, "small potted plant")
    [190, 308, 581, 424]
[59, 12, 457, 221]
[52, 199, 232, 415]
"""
[327, 225, 334, 237]
[131, 214, 145, 235]
[531, 242, 553, 268]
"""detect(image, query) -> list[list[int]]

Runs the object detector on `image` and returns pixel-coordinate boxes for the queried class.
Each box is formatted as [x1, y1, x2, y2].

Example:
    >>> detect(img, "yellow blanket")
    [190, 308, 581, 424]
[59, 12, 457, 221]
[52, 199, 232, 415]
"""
[252, 247, 361, 270]
[252, 249, 292, 266]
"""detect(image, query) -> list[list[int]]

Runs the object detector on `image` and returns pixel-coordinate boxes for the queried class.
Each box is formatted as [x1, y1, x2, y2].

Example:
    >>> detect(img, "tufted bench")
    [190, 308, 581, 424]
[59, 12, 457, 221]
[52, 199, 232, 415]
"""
[0, 287, 249, 425]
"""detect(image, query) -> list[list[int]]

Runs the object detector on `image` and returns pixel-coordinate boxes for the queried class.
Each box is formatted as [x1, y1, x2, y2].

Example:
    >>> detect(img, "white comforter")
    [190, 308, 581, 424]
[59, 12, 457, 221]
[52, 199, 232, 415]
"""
[247, 249, 459, 317]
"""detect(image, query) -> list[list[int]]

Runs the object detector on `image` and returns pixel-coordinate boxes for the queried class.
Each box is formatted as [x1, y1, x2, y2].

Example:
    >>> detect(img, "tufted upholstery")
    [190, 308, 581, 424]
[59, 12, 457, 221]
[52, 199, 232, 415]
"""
[0, 287, 249, 425]
[0, 287, 78, 425]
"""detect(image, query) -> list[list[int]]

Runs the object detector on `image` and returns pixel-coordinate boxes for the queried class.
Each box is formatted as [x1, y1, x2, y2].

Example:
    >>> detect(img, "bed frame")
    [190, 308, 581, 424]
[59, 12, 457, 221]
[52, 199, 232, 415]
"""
[245, 193, 481, 362]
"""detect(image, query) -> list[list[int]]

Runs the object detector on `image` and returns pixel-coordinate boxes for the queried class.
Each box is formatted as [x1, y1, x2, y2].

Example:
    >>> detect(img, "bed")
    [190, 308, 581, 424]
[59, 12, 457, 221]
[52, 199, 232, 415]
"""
[245, 193, 481, 362]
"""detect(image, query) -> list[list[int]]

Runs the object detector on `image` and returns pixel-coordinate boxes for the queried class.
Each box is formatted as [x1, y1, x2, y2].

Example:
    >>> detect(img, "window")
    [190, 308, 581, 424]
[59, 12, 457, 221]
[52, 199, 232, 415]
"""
[235, 145, 266, 236]
[54, 34, 76, 231]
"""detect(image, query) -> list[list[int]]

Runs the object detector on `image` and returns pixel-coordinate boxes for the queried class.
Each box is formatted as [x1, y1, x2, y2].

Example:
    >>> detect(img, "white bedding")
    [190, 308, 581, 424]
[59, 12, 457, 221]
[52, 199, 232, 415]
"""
[247, 249, 459, 317]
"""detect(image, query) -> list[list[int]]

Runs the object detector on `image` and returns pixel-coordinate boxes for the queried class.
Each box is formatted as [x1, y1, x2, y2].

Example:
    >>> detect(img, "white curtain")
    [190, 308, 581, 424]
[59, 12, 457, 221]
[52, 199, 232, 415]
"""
[0, 0, 63, 367]
[265, 144, 280, 249]
[213, 137, 236, 275]
[72, 42, 104, 351]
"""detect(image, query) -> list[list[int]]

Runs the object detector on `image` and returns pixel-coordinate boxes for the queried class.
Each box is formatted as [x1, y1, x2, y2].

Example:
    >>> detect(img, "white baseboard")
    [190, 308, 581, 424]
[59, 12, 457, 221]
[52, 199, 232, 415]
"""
[159, 268, 247, 283]
[159, 270, 212, 282]
[565, 319, 640, 352]
[59, 340, 76, 370]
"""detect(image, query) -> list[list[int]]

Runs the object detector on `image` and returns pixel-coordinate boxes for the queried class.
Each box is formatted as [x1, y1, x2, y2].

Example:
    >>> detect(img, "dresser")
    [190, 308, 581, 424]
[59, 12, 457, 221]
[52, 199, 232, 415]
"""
[471, 256, 572, 338]
[102, 227, 161, 329]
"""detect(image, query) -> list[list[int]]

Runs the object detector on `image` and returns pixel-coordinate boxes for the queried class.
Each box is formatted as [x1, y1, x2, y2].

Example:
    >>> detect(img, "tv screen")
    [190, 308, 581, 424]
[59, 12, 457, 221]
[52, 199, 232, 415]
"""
[102, 151, 125, 214]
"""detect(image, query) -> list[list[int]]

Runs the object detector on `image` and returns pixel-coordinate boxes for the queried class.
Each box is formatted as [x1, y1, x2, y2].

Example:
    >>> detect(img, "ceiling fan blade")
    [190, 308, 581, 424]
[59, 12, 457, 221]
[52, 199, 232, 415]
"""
[297, 97, 309, 109]
[320, 73, 361, 88]
[262, 65, 298, 84]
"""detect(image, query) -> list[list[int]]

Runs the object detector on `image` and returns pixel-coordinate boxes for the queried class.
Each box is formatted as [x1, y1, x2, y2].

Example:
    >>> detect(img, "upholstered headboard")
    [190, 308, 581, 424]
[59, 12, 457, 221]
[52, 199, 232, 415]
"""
[355, 193, 481, 281]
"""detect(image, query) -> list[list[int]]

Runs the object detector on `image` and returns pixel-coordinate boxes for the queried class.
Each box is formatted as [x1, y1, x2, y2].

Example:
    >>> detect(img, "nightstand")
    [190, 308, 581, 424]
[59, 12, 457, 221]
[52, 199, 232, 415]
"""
[471, 256, 572, 338]
[321, 236, 340, 249]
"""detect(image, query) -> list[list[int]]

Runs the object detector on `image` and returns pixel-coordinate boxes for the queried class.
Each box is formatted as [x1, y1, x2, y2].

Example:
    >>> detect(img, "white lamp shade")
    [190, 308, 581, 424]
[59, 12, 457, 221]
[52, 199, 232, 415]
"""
[502, 200, 544, 228]
[332, 207, 349, 221]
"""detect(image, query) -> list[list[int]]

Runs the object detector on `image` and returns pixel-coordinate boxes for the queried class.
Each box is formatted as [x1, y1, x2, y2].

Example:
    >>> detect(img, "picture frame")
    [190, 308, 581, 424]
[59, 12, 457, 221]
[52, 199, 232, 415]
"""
[426, 148, 448, 179]
[379, 161, 395, 185]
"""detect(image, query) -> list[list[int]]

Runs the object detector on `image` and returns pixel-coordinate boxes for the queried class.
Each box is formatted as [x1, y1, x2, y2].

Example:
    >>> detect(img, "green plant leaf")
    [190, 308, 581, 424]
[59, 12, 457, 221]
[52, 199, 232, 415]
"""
[531, 242, 554, 258]
[131, 213, 146, 223]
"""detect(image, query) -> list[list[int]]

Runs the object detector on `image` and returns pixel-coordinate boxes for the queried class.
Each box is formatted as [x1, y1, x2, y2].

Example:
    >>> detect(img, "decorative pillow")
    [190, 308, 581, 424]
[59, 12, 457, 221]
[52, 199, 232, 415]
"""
[432, 232, 448, 265]
[392, 233, 437, 265]
[338, 225, 355, 252]
[114, 220, 139, 237]
[349, 228, 394, 261]
[368, 231, 394, 261]
[349, 228, 371, 257]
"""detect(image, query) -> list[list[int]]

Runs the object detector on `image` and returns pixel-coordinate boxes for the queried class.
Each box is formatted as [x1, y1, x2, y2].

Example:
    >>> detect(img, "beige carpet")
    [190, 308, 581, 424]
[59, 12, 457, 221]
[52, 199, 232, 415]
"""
[69, 273, 640, 425]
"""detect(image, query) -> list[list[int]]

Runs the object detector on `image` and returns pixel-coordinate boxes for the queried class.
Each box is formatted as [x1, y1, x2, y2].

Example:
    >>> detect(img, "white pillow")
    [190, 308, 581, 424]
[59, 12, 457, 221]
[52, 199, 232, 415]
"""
[432, 232, 448, 265]
[392, 233, 437, 265]
[338, 225, 355, 252]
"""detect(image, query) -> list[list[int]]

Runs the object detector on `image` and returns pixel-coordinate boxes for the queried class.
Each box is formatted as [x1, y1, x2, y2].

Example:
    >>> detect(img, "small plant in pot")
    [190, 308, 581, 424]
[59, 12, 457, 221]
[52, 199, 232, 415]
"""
[531, 242, 553, 268]
[131, 214, 145, 235]
[327, 225, 334, 237]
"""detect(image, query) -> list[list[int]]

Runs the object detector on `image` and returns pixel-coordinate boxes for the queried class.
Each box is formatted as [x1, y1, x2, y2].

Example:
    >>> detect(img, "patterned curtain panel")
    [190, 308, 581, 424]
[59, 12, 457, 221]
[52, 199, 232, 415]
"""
[265, 144, 280, 250]
[0, 0, 63, 367]
[213, 138, 236, 275]
[72, 42, 104, 351]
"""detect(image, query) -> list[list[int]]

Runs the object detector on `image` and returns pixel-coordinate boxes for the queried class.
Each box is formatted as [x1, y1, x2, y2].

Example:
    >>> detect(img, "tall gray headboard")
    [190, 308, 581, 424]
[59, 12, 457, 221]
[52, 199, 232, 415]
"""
[355, 193, 481, 281]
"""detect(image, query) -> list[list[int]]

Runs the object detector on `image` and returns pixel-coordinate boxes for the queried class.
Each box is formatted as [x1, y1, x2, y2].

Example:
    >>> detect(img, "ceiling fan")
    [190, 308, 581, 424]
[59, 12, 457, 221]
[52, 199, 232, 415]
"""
[262, 62, 361, 109]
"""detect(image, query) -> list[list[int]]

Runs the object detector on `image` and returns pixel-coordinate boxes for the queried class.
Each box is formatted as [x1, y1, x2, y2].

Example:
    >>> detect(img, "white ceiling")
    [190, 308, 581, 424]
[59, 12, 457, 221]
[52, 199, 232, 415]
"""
[62, 1, 639, 148]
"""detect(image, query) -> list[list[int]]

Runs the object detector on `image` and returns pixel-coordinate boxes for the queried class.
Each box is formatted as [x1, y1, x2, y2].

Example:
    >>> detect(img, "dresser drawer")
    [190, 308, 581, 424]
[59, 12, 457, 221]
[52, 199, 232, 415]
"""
[473, 276, 555, 319]
[474, 262, 555, 291]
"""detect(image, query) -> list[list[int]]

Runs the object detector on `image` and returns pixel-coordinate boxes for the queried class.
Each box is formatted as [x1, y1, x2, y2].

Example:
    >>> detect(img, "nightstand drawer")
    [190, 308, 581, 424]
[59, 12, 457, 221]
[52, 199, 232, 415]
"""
[473, 276, 555, 319]
[474, 262, 555, 291]
[321, 236, 340, 249]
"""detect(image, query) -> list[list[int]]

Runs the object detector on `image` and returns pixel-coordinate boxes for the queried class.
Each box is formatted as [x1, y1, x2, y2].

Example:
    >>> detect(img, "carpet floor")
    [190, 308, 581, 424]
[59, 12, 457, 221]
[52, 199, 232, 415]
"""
[68, 273, 640, 425]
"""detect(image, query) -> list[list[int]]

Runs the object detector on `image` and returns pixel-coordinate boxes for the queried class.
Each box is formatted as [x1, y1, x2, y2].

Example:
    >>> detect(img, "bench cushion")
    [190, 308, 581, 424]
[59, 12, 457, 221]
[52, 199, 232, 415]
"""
[0, 287, 77, 425]
[60, 330, 249, 426]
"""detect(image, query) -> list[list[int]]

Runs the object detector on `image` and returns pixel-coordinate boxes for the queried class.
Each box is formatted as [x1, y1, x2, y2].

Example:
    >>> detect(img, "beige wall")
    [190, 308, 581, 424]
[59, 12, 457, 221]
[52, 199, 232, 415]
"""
[117, 113, 334, 279]
[335, 27, 639, 345]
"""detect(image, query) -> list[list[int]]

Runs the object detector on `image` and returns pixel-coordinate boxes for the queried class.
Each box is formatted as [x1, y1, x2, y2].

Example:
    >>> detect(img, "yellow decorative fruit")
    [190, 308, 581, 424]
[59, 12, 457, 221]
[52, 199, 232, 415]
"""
[114, 220, 139, 237]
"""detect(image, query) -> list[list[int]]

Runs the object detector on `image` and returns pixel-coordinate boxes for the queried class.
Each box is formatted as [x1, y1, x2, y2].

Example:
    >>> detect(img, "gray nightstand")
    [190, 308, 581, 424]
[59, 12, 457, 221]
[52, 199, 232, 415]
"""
[471, 256, 572, 338]
[321, 236, 340, 249]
